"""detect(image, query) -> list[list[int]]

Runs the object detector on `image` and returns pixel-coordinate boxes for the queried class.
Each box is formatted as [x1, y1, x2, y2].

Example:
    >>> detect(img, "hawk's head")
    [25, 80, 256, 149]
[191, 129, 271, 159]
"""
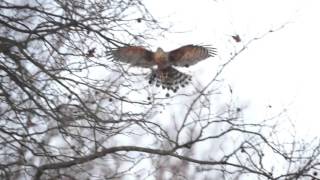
[154, 47, 168, 68]
[157, 47, 165, 52]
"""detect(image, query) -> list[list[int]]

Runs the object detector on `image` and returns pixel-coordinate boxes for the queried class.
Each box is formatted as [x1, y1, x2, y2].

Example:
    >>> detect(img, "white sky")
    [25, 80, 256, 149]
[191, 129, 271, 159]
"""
[145, 0, 320, 137]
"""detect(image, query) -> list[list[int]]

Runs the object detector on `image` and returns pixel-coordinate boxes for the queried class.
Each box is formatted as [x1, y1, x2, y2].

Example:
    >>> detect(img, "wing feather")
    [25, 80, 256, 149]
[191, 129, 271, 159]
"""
[107, 46, 155, 68]
[168, 45, 217, 67]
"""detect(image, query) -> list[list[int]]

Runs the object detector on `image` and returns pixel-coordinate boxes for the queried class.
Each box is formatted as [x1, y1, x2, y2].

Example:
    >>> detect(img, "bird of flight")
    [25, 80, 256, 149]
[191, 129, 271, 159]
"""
[107, 44, 217, 92]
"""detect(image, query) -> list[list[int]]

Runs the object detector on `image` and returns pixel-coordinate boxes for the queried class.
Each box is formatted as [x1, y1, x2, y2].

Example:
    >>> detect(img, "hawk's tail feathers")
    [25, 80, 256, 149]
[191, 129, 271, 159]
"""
[148, 67, 191, 92]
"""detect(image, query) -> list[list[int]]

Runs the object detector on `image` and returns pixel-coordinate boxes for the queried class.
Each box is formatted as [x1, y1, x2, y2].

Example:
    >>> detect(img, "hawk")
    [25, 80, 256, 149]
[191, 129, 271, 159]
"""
[107, 45, 217, 92]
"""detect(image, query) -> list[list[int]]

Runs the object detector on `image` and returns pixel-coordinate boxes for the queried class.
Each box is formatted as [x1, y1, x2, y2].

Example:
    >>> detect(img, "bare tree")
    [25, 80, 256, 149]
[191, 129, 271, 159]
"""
[0, 0, 319, 180]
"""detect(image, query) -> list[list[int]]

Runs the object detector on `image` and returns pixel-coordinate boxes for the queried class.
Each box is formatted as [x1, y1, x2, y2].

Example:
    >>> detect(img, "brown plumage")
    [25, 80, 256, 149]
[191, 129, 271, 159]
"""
[107, 44, 217, 92]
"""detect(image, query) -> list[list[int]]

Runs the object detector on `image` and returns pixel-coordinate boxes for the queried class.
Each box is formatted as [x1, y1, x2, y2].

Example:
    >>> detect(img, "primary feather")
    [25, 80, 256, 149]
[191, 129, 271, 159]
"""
[169, 45, 217, 67]
[107, 46, 155, 68]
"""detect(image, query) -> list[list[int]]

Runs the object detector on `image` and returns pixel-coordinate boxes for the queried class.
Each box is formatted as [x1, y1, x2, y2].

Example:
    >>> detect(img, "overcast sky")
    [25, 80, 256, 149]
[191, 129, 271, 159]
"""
[144, 0, 320, 137]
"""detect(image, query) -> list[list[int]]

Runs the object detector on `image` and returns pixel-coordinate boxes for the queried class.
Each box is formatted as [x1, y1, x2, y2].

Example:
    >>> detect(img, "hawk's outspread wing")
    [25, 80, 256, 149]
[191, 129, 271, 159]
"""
[169, 45, 217, 67]
[107, 46, 156, 68]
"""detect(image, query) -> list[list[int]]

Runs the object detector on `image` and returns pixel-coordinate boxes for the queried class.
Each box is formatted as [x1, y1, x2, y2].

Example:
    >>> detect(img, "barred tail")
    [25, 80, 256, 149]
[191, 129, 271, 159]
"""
[148, 67, 191, 92]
